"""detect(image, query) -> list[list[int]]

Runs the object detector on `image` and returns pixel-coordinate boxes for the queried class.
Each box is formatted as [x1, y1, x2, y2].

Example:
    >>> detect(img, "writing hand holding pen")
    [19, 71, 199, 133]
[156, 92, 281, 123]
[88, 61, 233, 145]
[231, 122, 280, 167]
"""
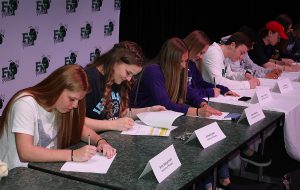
[129, 106, 132, 118]
[113, 117, 134, 131]
[72, 144, 97, 162]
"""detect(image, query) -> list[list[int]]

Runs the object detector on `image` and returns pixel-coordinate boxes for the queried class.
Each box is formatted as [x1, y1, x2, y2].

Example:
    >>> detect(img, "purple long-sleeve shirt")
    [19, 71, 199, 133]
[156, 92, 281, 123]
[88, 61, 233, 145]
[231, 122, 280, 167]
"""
[188, 60, 230, 97]
[130, 64, 205, 114]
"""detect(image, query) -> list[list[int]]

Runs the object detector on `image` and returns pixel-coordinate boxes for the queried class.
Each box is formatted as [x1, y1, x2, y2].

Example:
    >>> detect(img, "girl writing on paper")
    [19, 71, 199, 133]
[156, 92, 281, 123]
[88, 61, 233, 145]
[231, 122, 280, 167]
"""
[130, 37, 221, 117]
[0, 65, 116, 170]
[84, 41, 166, 132]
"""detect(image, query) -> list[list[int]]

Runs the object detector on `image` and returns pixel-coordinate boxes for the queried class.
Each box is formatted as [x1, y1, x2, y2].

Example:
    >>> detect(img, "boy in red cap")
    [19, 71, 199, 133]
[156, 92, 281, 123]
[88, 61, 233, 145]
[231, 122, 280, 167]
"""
[248, 21, 300, 71]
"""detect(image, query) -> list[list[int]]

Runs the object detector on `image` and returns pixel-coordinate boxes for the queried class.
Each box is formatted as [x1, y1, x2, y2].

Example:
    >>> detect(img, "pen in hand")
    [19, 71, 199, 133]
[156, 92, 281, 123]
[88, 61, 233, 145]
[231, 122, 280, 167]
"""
[207, 95, 210, 106]
[88, 134, 91, 146]
[213, 77, 216, 88]
[253, 70, 256, 77]
[129, 106, 132, 118]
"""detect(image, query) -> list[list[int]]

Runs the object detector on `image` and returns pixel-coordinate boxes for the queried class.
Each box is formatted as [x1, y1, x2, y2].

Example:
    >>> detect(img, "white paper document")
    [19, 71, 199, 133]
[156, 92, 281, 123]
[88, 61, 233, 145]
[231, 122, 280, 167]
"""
[197, 111, 230, 120]
[60, 152, 116, 174]
[136, 110, 183, 129]
[121, 120, 177, 136]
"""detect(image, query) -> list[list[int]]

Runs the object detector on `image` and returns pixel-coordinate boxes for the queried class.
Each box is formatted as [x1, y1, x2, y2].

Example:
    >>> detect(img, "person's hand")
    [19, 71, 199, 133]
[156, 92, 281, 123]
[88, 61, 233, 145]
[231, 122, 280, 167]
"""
[97, 140, 116, 159]
[148, 105, 167, 112]
[254, 77, 260, 86]
[245, 72, 254, 80]
[271, 68, 282, 76]
[282, 58, 296, 66]
[114, 117, 134, 131]
[265, 73, 278, 79]
[73, 145, 97, 162]
[224, 91, 239, 97]
[213, 88, 221, 97]
[198, 104, 222, 117]
[0, 161, 8, 178]
[248, 78, 258, 89]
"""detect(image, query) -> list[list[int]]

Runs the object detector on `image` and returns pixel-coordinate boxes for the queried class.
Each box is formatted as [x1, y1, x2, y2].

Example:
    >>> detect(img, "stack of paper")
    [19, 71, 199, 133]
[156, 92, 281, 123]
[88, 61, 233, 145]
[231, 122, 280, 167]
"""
[121, 110, 183, 136]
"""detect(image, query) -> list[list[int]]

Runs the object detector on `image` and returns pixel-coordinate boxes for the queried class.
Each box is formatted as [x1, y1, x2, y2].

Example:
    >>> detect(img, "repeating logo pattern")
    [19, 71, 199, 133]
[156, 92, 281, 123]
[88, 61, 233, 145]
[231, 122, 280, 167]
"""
[22, 27, 38, 47]
[65, 51, 77, 65]
[81, 23, 92, 40]
[90, 47, 101, 61]
[36, 56, 50, 75]
[66, 0, 78, 13]
[36, 0, 51, 15]
[104, 20, 114, 36]
[114, 0, 120, 11]
[54, 25, 67, 43]
[0, 30, 4, 45]
[1, 0, 19, 16]
[92, 0, 102, 12]
[0, 0, 120, 114]
[2, 60, 19, 82]
[0, 94, 5, 110]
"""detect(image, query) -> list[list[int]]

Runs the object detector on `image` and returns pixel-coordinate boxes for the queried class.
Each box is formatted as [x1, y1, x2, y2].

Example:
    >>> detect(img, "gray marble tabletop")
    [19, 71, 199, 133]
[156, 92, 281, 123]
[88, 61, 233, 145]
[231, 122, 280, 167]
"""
[0, 167, 108, 190]
[29, 102, 284, 190]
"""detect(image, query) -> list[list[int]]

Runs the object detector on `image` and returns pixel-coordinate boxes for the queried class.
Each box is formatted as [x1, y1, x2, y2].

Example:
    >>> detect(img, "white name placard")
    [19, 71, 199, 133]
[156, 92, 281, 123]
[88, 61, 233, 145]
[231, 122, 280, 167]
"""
[273, 78, 293, 93]
[138, 144, 181, 183]
[251, 88, 273, 105]
[184, 122, 226, 148]
[237, 103, 265, 126]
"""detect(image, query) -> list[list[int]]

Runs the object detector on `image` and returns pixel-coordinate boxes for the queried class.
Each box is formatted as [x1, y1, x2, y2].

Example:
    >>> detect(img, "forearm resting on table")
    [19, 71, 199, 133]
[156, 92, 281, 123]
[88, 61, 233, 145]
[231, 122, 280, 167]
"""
[85, 117, 120, 131]
[15, 133, 72, 162]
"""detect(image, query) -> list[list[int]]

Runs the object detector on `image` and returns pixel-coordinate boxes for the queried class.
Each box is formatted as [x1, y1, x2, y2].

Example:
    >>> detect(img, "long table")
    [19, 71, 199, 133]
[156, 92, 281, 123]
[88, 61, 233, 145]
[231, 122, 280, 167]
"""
[28, 102, 284, 190]
[209, 76, 300, 161]
[0, 167, 106, 190]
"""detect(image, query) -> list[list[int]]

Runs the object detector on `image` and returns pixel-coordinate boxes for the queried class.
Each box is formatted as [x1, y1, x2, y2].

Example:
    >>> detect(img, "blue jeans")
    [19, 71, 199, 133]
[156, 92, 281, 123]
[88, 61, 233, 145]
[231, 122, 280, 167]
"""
[195, 163, 230, 190]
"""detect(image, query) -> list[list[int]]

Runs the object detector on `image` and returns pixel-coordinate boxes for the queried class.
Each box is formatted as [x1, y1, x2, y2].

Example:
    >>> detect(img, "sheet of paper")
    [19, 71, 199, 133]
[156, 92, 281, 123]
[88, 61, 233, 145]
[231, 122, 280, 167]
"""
[197, 111, 230, 120]
[121, 120, 177, 136]
[136, 110, 183, 129]
[60, 152, 116, 174]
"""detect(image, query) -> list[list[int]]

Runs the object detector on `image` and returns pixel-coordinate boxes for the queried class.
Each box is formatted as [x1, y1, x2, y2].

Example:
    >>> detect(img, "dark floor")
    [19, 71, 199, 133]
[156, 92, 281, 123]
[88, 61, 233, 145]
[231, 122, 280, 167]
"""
[230, 123, 300, 189]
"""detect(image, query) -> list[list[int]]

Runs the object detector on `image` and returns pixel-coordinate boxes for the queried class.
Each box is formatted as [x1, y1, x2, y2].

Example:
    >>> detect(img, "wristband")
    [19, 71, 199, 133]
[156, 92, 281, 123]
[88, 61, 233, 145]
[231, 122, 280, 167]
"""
[96, 138, 106, 146]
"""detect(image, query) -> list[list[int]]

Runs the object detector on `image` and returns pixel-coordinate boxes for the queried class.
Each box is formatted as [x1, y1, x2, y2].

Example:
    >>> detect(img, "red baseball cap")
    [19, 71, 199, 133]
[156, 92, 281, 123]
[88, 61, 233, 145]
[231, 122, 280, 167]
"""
[266, 21, 288, 40]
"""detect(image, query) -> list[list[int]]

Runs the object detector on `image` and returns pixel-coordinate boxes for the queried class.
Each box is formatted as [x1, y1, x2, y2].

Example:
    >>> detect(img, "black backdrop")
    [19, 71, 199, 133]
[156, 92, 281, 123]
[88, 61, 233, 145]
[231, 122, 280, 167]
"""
[119, 0, 300, 59]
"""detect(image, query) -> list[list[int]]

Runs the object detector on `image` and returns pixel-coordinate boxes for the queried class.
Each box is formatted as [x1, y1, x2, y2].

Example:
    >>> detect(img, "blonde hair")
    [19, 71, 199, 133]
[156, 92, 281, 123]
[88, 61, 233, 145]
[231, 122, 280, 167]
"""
[155, 37, 188, 103]
[183, 30, 210, 60]
[0, 64, 89, 148]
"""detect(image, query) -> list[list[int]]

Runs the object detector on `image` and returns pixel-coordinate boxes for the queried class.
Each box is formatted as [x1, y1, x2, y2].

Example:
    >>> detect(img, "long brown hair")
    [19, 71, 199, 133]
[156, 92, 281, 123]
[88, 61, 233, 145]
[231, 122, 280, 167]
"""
[183, 30, 211, 71]
[87, 41, 144, 117]
[184, 30, 211, 60]
[0, 64, 89, 148]
[155, 37, 188, 104]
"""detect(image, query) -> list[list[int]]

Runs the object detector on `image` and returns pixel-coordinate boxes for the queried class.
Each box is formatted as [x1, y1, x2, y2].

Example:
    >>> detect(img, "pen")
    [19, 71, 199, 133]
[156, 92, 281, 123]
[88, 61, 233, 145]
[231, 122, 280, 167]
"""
[213, 77, 216, 88]
[88, 134, 90, 146]
[129, 106, 132, 118]
[253, 70, 256, 77]
[207, 95, 210, 106]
